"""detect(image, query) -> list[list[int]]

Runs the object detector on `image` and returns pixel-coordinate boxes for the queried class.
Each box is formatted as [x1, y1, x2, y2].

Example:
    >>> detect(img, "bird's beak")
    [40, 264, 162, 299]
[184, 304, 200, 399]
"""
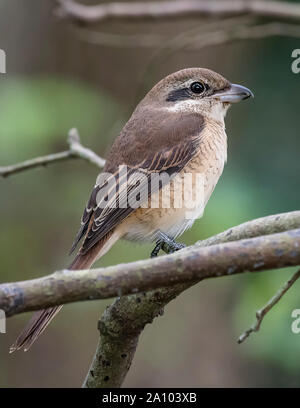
[214, 83, 254, 103]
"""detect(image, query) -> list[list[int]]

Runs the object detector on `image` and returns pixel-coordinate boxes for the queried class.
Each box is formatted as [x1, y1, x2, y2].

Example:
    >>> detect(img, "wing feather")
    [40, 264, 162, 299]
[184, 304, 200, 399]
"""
[70, 110, 205, 255]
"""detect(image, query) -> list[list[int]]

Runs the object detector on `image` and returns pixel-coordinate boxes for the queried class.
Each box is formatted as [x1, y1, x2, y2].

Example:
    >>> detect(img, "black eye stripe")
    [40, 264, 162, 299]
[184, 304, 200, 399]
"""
[166, 88, 190, 102]
[166, 81, 210, 102]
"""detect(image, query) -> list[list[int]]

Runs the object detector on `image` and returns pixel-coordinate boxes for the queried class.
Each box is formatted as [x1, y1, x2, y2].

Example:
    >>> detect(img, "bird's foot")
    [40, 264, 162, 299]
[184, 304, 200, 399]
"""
[150, 241, 163, 258]
[150, 231, 186, 258]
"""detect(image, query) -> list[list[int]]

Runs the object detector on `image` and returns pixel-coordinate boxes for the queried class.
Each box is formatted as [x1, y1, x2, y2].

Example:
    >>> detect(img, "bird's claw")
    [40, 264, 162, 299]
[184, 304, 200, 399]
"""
[150, 231, 186, 258]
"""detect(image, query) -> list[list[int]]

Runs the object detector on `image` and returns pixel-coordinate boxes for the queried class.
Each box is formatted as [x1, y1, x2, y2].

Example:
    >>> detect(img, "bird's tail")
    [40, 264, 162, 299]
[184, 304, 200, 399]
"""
[9, 236, 112, 353]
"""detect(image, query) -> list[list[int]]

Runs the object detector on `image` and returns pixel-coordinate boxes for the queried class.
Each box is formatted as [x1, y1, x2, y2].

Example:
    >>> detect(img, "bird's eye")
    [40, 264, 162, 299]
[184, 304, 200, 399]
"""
[190, 81, 205, 94]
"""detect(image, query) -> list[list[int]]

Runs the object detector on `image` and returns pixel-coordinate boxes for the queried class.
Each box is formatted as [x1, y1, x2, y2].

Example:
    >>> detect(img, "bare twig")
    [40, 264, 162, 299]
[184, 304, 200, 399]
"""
[55, 0, 300, 24]
[74, 28, 166, 48]
[0, 128, 105, 178]
[136, 20, 300, 100]
[67, 128, 105, 168]
[75, 22, 300, 49]
[134, 15, 255, 104]
[238, 269, 300, 344]
[0, 151, 73, 178]
[186, 22, 300, 49]
[74, 15, 254, 48]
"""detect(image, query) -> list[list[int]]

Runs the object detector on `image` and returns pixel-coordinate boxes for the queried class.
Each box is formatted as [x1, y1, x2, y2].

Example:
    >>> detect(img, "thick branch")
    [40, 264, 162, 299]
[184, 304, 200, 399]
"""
[83, 287, 182, 387]
[1, 226, 300, 318]
[83, 211, 300, 387]
[195, 211, 300, 247]
[0, 128, 105, 178]
[56, 0, 300, 24]
[1, 211, 299, 386]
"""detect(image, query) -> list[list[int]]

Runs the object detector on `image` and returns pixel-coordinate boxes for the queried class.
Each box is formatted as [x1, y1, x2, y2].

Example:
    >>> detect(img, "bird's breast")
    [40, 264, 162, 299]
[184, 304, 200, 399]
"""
[121, 122, 227, 242]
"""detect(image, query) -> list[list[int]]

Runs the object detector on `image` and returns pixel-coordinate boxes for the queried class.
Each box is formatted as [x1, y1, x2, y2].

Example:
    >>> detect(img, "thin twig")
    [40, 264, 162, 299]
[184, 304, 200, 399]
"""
[186, 22, 300, 49]
[135, 19, 300, 102]
[75, 22, 300, 49]
[74, 28, 166, 48]
[238, 269, 300, 344]
[0, 128, 105, 178]
[74, 15, 253, 48]
[55, 0, 300, 24]
[134, 15, 255, 104]
[67, 128, 105, 168]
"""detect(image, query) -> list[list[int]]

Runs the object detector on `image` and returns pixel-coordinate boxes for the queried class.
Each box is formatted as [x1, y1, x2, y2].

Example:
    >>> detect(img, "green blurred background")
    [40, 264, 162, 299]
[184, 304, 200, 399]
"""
[0, 0, 300, 387]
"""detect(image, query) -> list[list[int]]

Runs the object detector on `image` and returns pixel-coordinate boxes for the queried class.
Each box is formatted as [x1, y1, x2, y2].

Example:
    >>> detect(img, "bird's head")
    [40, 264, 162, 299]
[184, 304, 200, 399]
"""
[144, 68, 253, 123]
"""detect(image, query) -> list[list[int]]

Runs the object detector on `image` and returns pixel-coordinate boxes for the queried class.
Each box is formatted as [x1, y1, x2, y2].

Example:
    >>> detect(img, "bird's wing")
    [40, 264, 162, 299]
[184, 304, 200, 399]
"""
[71, 111, 205, 255]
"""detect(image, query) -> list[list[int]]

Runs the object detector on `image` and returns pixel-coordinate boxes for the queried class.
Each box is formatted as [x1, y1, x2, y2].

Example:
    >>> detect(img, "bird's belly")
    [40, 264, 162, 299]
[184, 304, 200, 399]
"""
[121, 141, 226, 243]
[122, 205, 197, 243]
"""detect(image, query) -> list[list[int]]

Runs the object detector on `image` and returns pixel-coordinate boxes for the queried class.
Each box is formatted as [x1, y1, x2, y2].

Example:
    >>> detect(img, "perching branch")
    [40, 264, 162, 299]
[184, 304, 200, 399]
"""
[1, 227, 300, 317]
[238, 269, 300, 344]
[194, 211, 300, 247]
[55, 0, 300, 24]
[0, 128, 105, 178]
[0, 222, 300, 319]
[83, 212, 300, 387]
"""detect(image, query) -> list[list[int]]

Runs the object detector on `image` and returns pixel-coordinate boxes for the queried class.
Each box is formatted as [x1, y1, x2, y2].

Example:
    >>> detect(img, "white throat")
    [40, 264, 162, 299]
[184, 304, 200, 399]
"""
[164, 99, 229, 124]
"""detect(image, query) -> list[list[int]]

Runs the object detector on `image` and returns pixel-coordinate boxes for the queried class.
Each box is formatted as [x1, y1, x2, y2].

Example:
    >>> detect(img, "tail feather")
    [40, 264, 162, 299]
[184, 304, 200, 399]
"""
[10, 306, 63, 353]
[10, 234, 113, 353]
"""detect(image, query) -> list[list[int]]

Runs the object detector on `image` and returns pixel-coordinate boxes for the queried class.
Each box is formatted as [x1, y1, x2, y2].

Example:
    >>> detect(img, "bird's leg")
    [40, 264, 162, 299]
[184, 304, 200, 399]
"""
[150, 233, 186, 316]
[150, 231, 186, 258]
[150, 241, 163, 258]
[160, 231, 186, 254]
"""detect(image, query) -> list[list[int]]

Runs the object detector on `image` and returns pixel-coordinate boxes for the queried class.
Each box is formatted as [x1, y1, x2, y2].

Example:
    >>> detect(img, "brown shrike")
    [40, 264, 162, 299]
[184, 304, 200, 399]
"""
[10, 68, 253, 352]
